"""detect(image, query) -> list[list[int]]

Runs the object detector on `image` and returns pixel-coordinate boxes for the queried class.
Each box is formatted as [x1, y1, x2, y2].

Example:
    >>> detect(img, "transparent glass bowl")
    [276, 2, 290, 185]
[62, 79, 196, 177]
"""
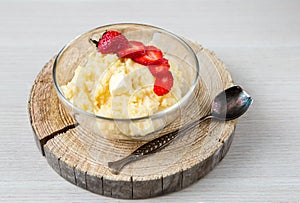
[53, 23, 199, 141]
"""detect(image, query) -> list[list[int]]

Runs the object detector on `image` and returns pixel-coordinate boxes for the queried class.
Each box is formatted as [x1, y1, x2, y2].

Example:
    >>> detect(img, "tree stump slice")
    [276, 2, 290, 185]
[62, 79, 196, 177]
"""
[28, 40, 237, 199]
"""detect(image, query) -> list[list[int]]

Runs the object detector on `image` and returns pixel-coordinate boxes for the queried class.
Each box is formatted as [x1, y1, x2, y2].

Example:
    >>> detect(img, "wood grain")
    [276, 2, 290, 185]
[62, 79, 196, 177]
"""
[28, 57, 77, 155]
[28, 41, 236, 199]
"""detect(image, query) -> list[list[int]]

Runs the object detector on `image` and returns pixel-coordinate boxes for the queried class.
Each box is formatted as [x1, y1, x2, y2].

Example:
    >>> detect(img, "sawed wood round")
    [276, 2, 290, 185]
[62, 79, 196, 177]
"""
[28, 41, 236, 199]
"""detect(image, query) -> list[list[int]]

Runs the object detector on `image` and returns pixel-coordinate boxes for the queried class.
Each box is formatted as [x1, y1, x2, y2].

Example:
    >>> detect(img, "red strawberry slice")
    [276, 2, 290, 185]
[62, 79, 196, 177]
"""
[117, 41, 146, 58]
[153, 70, 174, 96]
[148, 58, 170, 77]
[133, 45, 163, 65]
[97, 30, 129, 54]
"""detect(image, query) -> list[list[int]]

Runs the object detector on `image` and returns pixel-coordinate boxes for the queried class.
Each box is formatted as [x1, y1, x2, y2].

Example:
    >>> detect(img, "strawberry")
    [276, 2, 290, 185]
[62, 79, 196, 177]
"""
[97, 30, 129, 54]
[148, 58, 170, 77]
[153, 70, 174, 96]
[117, 41, 146, 58]
[133, 45, 163, 65]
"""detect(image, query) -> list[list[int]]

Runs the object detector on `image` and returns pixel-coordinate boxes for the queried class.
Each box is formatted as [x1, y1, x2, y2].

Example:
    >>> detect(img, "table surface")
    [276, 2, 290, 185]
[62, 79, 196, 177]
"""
[1, 0, 299, 202]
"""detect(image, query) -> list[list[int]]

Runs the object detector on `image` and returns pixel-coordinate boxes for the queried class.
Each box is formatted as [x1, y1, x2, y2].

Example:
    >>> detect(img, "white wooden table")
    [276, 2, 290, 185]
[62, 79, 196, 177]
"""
[1, 0, 299, 202]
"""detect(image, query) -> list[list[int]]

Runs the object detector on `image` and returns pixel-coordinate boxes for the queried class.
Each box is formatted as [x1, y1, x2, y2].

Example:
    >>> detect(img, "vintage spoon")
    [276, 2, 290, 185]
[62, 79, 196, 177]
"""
[108, 85, 253, 174]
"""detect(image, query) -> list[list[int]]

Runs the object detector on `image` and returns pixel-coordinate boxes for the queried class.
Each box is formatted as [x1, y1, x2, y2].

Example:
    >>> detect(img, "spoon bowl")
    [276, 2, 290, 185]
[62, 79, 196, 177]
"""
[212, 85, 253, 121]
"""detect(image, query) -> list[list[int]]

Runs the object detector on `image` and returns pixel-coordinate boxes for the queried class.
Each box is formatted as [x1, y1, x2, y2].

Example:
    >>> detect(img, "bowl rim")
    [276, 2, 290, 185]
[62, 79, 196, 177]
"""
[52, 23, 200, 122]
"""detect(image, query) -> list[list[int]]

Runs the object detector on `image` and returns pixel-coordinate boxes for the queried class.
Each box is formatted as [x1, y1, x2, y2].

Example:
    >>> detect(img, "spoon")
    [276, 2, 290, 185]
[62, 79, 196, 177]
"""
[108, 85, 252, 174]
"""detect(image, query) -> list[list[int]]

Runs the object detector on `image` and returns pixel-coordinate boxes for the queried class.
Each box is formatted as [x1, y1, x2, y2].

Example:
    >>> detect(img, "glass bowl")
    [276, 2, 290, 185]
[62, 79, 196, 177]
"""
[53, 23, 199, 141]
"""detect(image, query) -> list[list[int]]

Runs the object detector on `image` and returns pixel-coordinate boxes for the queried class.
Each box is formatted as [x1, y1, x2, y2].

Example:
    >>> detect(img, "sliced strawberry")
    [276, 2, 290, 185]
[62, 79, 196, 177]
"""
[117, 41, 146, 58]
[153, 70, 174, 96]
[148, 58, 170, 77]
[133, 45, 163, 65]
[97, 30, 129, 54]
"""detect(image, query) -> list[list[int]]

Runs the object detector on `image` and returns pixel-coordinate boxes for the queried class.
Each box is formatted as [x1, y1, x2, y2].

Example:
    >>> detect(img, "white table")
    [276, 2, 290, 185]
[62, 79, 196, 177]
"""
[1, 0, 299, 202]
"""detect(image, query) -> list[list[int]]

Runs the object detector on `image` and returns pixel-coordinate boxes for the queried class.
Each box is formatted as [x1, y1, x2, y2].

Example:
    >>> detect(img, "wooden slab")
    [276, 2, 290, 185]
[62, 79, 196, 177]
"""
[28, 41, 237, 199]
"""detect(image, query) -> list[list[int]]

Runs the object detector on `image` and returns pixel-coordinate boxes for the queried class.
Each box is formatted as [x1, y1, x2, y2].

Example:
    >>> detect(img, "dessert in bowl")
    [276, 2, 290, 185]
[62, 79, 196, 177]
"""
[53, 23, 199, 140]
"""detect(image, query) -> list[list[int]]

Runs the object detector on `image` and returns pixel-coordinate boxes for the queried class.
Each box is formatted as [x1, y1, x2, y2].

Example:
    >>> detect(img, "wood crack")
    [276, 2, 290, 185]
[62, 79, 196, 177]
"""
[131, 176, 133, 199]
[73, 165, 77, 186]
[84, 171, 87, 189]
[40, 123, 78, 156]
[101, 176, 104, 195]
[58, 157, 62, 176]
[180, 170, 183, 189]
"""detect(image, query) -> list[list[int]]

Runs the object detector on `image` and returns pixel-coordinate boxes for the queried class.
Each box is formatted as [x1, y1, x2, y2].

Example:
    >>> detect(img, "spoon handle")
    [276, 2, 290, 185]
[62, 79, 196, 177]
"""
[108, 154, 138, 175]
[108, 115, 211, 174]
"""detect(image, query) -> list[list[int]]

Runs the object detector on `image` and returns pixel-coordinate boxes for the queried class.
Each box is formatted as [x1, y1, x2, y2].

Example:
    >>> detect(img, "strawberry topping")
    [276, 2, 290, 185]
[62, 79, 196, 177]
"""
[153, 71, 174, 96]
[133, 45, 163, 65]
[117, 41, 146, 58]
[97, 30, 129, 54]
[148, 58, 170, 77]
[92, 30, 174, 96]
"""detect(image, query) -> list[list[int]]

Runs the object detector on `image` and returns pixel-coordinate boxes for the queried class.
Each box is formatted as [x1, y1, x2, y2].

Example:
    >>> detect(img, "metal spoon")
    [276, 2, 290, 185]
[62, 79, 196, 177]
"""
[108, 85, 253, 174]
